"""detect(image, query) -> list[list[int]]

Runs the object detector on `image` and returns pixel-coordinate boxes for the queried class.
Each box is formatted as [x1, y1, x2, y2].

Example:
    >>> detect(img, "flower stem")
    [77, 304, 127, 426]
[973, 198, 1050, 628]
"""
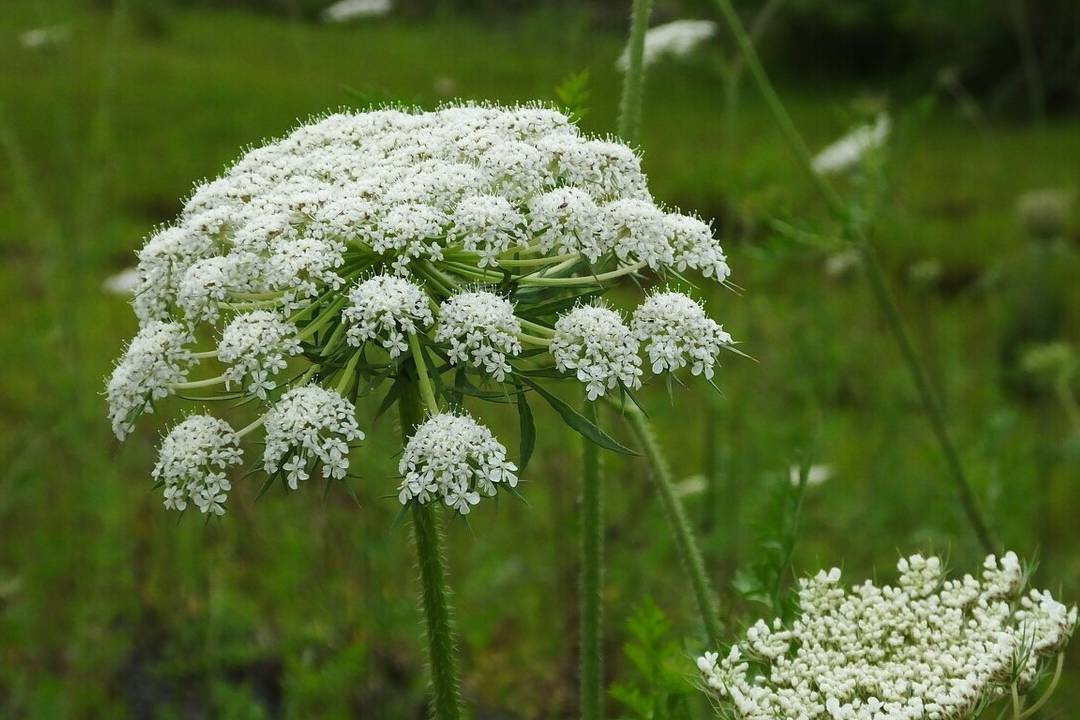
[617, 0, 655, 144]
[398, 381, 462, 720]
[408, 332, 440, 414]
[622, 404, 723, 647]
[580, 398, 604, 720]
[171, 374, 226, 390]
[709, 0, 997, 554]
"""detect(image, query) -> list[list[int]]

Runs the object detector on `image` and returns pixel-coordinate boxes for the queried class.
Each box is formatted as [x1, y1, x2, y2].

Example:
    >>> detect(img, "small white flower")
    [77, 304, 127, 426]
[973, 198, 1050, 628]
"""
[449, 195, 528, 267]
[551, 304, 642, 400]
[342, 274, 434, 357]
[106, 321, 194, 440]
[398, 412, 518, 514]
[153, 415, 243, 515]
[789, 464, 832, 488]
[528, 188, 604, 262]
[373, 203, 449, 274]
[631, 291, 732, 379]
[263, 386, 365, 487]
[665, 213, 730, 282]
[435, 291, 522, 382]
[603, 199, 674, 269]
[217, 311, 302, 399]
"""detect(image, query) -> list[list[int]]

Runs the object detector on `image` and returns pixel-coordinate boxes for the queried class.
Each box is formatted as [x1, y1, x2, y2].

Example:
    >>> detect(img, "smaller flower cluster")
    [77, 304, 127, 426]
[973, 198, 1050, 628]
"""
[435, 291, 522, 382]
[263, 386, 365, 488]
[152, 415, 243, 515]
[696, 552, 1077, 720]
[107, 321, 194, 440]
[217, 311, 302, 399]
[343, 275, 434, 357]
[398, 412, 519, 514]
[631, 292, 733, 380]
[551, 304, 642, 400]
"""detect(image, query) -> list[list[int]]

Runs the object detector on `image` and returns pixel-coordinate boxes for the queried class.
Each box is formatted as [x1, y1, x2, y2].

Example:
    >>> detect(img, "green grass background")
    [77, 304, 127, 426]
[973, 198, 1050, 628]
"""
[1, 2, 1079, 717]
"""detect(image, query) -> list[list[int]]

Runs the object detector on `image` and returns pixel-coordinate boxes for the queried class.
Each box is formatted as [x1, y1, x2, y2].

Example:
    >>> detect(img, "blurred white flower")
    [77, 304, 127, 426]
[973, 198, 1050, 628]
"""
[19, 25, 69, 49]
[102, 267, 140, 295]
[811, 113, 890, 175]
[321, 0, 392, 23]
[616, 19, 716, 71]
[824, 248, 860, 278]
[788, 464, 831, 488]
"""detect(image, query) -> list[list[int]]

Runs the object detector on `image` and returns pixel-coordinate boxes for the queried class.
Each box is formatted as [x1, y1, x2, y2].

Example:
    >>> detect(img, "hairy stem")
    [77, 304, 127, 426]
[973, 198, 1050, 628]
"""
[622, 404, 723, 647]
[617, 0, 655, 144]
[710, 0, 997, 554]
[580, 399, 604, 720]
[399, 382, 461, 720]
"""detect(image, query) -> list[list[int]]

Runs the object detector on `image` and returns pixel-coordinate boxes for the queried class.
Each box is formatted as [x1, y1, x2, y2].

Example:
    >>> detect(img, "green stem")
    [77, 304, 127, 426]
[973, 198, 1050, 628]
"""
[171, 374, 226, 390]
[408, 332, 440, 414]
[399, 382, 461, 720]
[622, 404, 723, 647]
[617, 0, 655, 144]
[580, 399, 604, 720]
[710, 0, 997, 554]
[522, 261, 646, 287]
[859, 244, 996, 552]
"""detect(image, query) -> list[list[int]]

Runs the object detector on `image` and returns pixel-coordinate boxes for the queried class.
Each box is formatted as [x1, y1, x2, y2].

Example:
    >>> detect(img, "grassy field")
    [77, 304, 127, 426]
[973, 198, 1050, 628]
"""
[2, 2, 1079, 718]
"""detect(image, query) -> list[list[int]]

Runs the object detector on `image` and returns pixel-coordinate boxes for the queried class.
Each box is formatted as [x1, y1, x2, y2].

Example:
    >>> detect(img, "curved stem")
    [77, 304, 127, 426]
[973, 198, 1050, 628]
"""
[617, 0, 655, 144]
[1017, 653, 1065, 719]
[399, 382, 462, 720]
[519, 333, 553, 349]
[335, 351, 361, 395]
[498, 253, 578, 269]
[580, 398, 604, 720]
[710, 0, 997, 554]
[520, 261, 646, 287]
[236, 414, 265, 438]
[190, 350, 219, 360]
[518, 318, 555, 338]
[621, 403, 723, 647]
[171, 374, 226, 390]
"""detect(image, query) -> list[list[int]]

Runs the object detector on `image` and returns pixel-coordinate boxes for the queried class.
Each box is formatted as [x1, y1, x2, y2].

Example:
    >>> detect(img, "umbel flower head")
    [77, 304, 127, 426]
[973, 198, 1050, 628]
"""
[399, 412, 518, 515]
[696, 551, 1077, 720]
[106, 103, 738, 516]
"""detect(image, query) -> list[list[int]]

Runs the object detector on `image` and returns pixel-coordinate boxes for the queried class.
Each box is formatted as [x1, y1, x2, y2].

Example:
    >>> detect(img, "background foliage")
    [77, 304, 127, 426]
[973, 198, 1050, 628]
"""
[1, 0, 1078, 717]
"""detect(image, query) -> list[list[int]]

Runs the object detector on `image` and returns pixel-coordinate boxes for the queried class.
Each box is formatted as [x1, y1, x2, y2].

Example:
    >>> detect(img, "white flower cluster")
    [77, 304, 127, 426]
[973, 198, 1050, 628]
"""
[153, 415, 243, 515]
[109, 104, 738, 518]
[696, 552, 1077, 720]
[617, 19, 717, 71]
[263, 386, 365, 488]
[217, 311, 302, 399]
[343, 275, 434, 357]
[127, 105, 728, 329]
[435, 291, 522, 382]
[551, 304, 642, 400]
[631, 291, 733, 379]
[107, 321, 194, 440]
[398, 412, 519, 514]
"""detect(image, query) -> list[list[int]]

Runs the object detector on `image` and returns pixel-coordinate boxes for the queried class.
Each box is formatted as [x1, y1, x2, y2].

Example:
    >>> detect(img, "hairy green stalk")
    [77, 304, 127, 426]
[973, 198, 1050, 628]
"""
[710, 0, 997, 554]
[580, 399, 604, 720]
[616, 0, 655, 144]
[623, 405, 723, 647]
[399, 381, 462, 720]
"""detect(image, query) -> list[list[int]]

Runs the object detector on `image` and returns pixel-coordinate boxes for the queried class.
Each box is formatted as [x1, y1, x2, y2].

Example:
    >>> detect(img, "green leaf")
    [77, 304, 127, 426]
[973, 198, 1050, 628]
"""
[554, 69, 591, 121]
[516, 375, 636, 455]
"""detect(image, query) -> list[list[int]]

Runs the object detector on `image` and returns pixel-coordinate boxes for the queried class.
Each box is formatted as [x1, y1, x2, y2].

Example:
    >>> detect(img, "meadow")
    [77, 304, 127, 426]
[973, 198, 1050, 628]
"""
[1, 2, 1079, 718]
